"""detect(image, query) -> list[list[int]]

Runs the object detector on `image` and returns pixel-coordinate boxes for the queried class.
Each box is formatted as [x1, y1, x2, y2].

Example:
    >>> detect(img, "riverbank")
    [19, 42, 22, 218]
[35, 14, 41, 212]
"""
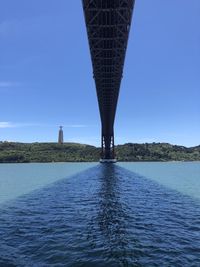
[0, 141, 200, 163]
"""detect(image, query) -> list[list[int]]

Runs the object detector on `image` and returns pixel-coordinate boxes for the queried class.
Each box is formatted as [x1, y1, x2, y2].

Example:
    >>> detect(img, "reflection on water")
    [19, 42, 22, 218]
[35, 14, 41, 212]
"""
[97, 165, 134, 266]
[0, 164, 200, 266]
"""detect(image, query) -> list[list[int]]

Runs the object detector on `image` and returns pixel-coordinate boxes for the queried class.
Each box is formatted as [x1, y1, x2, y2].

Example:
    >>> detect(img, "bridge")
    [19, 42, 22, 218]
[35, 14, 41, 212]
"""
[82, 0, 135, 162]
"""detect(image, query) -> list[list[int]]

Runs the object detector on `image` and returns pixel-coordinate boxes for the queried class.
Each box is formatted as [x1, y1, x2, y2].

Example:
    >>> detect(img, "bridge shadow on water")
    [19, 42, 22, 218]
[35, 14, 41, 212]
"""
[0, 164, 200, 267]
[85, 164, 140, 267]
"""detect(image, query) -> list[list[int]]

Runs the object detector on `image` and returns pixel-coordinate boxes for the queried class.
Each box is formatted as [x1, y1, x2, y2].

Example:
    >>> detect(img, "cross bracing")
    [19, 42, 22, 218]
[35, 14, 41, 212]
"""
[82, 0, 135, 160]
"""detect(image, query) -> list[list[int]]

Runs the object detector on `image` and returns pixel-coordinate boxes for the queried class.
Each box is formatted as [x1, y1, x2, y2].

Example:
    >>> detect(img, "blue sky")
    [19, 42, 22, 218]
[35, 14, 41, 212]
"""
[0, 0, 199, 147]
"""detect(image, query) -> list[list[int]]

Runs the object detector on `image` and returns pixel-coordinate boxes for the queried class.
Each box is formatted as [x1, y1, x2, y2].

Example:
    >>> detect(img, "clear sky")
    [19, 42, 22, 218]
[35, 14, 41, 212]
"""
[0, 0, 199, 147]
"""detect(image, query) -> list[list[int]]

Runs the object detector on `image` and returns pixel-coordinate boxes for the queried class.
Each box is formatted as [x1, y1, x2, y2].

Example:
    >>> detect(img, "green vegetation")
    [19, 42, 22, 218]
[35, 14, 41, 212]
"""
[0, 141, 200, 163]
[115, 143, 200, 161]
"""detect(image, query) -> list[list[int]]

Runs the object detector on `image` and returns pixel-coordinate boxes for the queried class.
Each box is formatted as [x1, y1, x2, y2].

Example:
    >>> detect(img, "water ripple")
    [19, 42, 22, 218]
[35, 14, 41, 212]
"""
[0, 165, 200, 266]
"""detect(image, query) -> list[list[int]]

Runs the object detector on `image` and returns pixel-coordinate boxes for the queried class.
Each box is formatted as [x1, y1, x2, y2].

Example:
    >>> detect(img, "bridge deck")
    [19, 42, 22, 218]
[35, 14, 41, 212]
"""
[82, 0, 135, 159]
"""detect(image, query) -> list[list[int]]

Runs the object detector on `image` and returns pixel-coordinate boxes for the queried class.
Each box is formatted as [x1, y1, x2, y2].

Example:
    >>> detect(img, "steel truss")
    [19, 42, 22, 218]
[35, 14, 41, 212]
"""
[82, 0, 135, 159]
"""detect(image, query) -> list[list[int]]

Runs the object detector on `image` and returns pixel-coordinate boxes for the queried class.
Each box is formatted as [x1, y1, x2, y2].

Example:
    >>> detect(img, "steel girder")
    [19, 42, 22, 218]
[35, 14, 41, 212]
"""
[82, 0, 135, 159]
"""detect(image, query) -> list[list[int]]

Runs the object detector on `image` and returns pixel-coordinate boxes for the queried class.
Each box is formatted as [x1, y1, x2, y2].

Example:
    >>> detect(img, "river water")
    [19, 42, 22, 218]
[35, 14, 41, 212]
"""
[0, 162, 200, 266]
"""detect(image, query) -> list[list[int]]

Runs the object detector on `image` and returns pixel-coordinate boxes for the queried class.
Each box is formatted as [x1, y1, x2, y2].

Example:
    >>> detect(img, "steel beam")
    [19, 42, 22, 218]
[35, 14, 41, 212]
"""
[82, 0, 135, 160]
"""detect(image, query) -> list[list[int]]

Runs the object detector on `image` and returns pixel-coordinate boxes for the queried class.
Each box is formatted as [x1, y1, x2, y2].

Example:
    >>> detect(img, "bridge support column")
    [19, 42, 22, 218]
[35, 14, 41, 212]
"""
[100, 133, 117, 163]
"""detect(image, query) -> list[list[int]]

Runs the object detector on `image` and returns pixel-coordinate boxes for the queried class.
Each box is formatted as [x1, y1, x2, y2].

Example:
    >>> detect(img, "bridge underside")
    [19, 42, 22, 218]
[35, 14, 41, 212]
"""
[82, 0, 135, 160]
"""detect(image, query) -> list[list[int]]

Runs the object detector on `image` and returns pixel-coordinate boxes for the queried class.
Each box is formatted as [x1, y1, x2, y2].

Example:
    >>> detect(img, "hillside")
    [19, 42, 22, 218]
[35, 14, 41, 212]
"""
[116, 143, 200, 161]
[0, 142, 200, 163]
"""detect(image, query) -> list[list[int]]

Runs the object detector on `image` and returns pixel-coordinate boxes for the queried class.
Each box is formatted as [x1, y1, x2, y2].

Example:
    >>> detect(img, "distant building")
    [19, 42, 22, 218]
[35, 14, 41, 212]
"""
[58, 126, 64, 144]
